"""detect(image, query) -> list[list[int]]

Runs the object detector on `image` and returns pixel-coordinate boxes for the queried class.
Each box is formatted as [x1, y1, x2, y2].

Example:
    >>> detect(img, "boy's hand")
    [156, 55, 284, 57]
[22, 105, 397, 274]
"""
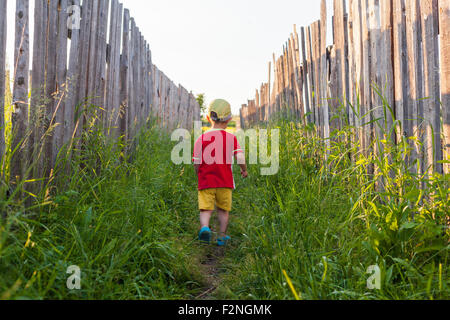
[241, 169, 248, 179]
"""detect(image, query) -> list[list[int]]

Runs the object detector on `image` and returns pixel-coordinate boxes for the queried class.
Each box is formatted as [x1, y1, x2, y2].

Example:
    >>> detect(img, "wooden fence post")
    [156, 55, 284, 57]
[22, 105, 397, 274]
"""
[65, 0, 81, 147]
[52, 0, 69, 166]
[311, 21, 321, 134]
[348, 0, 356, 132]
[361, 0, 372, 155]
[368, 0, 384, 146]
[86, 0, 99, 106]
[405, 0, 424, 172]
[113, 2, 124, 134]
[380, 0, 395, 141]
[42, 0, 58, 175]
[30, 0, 48, 182]
[11, 0, 30, 185]
[320, 0, 330, 148]
[440, 0, 450, 174]
[420, 0, 442, 174]
[120, 8, 130, 140]
[301, 27, 312, 124]
[0, 0, 6, 162]
[95, 0, 109, 129]
[74, 0, 93, 144]
[393, 0, 408, 143]
[146, 45, 152, 124]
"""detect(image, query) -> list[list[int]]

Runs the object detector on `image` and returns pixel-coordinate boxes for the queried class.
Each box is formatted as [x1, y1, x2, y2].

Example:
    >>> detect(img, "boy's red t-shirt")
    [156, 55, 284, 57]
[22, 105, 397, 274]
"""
[192, 129, 243, 191]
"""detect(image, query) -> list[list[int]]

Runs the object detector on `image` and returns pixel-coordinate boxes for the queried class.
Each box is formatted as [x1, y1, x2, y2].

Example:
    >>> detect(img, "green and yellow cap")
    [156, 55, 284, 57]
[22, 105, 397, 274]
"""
[208, 99, 232, 122]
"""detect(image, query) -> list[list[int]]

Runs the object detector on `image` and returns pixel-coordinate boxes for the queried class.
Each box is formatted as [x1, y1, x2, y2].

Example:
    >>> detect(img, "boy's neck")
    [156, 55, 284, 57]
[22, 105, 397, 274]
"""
[211, 123, 228, 130]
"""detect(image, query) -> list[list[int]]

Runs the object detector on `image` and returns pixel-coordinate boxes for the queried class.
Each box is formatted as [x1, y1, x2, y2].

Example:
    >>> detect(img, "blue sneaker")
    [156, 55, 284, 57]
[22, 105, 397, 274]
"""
[198, 227, 212, 244]
[217, 236, 231, 247]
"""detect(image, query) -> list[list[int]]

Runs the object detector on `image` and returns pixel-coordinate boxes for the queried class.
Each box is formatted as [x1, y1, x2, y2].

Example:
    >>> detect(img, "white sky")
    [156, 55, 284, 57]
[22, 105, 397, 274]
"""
[123, 0, 334, 114]
[6, 0, 336, 114]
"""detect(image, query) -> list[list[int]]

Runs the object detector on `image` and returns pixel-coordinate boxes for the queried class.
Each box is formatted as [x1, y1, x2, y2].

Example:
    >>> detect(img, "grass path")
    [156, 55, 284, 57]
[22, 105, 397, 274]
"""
[195, 247, 225, 300]
[0, 122, 448, 300]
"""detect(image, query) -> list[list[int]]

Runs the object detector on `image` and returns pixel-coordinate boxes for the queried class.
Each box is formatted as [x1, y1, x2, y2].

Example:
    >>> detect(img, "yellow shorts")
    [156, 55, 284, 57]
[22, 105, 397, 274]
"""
[198, 188, 233, 212]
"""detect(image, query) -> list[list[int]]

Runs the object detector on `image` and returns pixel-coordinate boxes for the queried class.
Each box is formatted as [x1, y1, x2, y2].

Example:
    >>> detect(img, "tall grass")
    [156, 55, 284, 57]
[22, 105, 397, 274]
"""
[0, 101, 208, 299]
[1, 87, 448, 300]
[219, 104, 449, 300]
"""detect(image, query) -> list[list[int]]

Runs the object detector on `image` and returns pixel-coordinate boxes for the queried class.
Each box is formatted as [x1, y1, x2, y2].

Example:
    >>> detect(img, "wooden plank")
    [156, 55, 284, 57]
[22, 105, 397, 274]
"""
[271, 53, 276, 116]
[333, 0, 349, 130]
[31, 0, 48, 181]
[287, 37, 295, 117]
[301, 27, 312, 124]
[292, 28, 304, 120]
[65, 0, 81, 146]
[131, 20, 139, 134]
[289, 36, 298, 118]
[134, 29, 141, 130]
[348, 0, 356, 130]
[440, 0, 450, 173]
[306, 26, 315, 126]
[320, 0, 330, 146]
[75, 0, 94, 142]
[52, 0, 69, 166]
[267, 61, 271, 121]
[420, 0, 442, 173]
[380, 0, 395, 141]
[120, 8, 130, 140]
[86, 0, 99, 104]
[393, 0, 409, 143]
[152, 64, 159, 123]
[11, 0, 30, 184]
[112, 3, 123, 133]
[281, 45, 288, 115]
[146, 45, 152, 123]
[106, 0, 118, 130]
[352, 0, 364, 148]
[128, 18, 135, 136]
[0, 0, 7, 159]
[361, 0, 372, 154]
[156, 67, 161, 125]
[328, 45, 339, 131]
[368, 0, 384, 145]
[311, 21, 321, 133]
[42, 0, 58, 176]
[139, 33, 145, 127]
[405, 0, 424, 171]
[94, 0, 109, 128]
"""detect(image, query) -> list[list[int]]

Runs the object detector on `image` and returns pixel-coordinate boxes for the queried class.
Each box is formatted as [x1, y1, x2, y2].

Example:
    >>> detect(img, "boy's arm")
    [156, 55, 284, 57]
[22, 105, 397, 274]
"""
[194, 164, 200, 175]
[235, 152, 248, 178]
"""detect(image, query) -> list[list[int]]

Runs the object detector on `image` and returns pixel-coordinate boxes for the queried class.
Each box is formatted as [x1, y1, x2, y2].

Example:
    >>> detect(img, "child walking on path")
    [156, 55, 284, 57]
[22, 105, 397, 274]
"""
[193, 99, 248, 246]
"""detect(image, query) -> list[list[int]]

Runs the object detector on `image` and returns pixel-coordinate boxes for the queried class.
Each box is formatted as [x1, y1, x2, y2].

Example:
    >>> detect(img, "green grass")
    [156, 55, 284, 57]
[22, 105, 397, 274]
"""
[218, 116, 449, 300]
[0, 122, 208, 299]
[0, 100, 448, 300]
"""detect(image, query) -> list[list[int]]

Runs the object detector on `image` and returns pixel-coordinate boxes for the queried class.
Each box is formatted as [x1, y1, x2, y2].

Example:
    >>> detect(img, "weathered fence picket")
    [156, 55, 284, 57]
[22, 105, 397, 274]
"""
[0, 0, 200, 196]
[0, 0, 6, 161]
[440, 0, 450, 174]
[11, 0, 29, 184]
[240, 0, 448, 176]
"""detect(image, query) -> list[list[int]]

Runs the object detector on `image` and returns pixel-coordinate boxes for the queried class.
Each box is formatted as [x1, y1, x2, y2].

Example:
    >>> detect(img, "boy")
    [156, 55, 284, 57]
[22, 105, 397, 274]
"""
[192, 99, 248, 246]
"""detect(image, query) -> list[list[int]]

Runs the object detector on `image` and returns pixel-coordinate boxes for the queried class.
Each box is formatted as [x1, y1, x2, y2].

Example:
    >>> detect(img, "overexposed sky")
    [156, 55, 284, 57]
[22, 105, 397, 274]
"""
[123, 0, 334, 113]
[6, 0, 336, 114]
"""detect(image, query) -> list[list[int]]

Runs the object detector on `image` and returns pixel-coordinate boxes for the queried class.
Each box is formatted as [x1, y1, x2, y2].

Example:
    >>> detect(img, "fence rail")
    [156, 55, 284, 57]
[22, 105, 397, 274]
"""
[240, 0, 449, 175]
[0, 0, 201, 187]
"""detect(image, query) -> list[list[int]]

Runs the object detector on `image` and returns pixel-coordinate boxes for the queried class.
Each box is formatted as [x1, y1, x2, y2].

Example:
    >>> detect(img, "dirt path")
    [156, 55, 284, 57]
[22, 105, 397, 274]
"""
[195, 247, 226, 300]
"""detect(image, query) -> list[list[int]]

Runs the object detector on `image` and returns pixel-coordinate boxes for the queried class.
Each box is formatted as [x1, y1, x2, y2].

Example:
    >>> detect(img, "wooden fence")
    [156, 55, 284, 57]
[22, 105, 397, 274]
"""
[0, 0, 201, 186]
[240, 0, 449, 175]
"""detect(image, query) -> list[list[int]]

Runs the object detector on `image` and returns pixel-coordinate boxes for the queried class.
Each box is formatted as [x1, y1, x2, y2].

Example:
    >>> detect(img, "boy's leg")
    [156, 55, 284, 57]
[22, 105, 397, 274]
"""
[215, 189, 232, 238]
[198, 189, 216, 229]
[217, 209, 229, 237]
[200, 210, 213, 229]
